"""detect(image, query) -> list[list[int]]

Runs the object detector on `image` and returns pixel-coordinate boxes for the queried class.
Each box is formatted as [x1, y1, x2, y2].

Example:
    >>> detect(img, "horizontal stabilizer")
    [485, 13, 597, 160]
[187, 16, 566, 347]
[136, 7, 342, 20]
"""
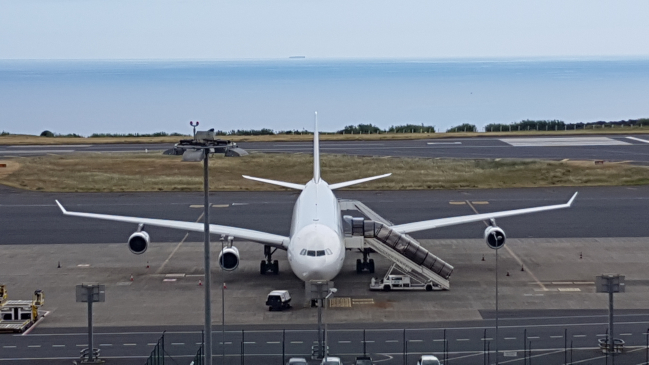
[329, 173, 392, 190]
[242, 175, 305, 190]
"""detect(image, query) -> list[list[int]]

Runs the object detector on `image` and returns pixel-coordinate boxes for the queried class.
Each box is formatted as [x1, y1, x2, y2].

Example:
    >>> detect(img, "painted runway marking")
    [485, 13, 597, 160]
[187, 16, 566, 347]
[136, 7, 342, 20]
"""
[190, 204, 210, 208]
[100, 344, 113, 346]
[267, 341, 280, 344]
[573, 335, 586, 338]
[466, 200, 547, 291]
[427, 142, 462, 145]
[449, 201, 466, 205]
[627, 136, 649, 143]
[124, 343, 137, 346]
[386, 340, 399, 343]
[500, 137, 630, 147]
[409, 340, 423, 342]
[2, 346, 16, 348]
[527, 336, 540, 339]
[27, 345, 41, 348]
[171, 343, 185, 346]
[504, 337, 516, 340]
[550, 335, 563, 339]
[456, 339, 469, 341]
[291, 341, 303, 344]
[7, 145, 90, 148]
[212, 204, 230, 208]
[156, 212, 204, 274]
[338, 341, 351, 343]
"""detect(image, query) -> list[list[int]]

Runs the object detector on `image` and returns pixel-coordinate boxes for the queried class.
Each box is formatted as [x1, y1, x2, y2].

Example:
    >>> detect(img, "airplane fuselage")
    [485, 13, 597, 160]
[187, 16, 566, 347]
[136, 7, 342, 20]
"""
[286, 179, 346, 282]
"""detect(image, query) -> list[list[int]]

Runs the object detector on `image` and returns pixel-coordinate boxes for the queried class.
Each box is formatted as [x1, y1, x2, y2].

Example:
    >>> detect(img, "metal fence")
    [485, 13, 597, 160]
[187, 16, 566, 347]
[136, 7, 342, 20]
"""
[144, 332, 165, 365]
[162, 326, 649, 365]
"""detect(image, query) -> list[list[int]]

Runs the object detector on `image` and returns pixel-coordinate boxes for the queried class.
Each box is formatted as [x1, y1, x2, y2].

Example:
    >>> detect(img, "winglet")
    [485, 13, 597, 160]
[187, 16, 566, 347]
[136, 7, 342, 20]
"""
[567, 192, 578, 207]
[55, 200, 68, 214]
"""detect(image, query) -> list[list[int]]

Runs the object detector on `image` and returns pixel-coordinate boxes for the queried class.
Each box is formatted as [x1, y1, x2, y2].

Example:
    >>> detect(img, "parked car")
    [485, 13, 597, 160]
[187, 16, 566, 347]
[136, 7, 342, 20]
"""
[321, 356, 343, 365]
[416, 355, 441, 365]
[286, 357, 308, 365]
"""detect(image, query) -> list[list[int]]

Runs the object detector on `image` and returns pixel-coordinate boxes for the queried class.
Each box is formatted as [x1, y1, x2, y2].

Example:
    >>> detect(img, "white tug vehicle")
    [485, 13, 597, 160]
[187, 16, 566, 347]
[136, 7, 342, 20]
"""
[369, 264, 442, 291]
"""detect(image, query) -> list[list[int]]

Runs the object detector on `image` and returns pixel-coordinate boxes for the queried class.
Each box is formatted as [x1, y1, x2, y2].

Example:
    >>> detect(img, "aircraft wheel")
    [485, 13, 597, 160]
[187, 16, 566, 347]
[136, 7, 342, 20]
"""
[426, 284, 433, 292]
[383, 285, 391, 292]
[369, 259, 375, 274]
[273, 260, 279, 275]
[356, 259, 362, 273]
[260, 261, 267, 275]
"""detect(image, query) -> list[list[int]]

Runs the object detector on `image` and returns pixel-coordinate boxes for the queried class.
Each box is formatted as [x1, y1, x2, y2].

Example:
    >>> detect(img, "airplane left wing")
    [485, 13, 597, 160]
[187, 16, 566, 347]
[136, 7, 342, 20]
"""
[55, 200, 290, 248]
[390, 192, 578, 234]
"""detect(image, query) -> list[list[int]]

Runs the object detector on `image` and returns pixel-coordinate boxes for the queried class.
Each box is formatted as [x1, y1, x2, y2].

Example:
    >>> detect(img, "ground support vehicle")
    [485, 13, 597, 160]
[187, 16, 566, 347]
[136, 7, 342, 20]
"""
[266, 290, 292, 311]
[369, 264, 442, 291]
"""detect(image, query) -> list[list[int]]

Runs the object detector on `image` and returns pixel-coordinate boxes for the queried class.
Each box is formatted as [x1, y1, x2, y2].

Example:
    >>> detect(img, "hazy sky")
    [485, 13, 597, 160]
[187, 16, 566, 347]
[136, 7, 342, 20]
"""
[2, 0, 649, 60]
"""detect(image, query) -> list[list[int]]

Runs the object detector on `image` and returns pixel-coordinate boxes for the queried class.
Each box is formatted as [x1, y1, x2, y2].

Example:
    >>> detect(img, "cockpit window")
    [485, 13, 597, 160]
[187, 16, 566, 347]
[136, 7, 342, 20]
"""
[325, 248, 333, 255]
[316, 250, 325, 257]
[300, 249, 307, 255]
[307, 250, 316, 257]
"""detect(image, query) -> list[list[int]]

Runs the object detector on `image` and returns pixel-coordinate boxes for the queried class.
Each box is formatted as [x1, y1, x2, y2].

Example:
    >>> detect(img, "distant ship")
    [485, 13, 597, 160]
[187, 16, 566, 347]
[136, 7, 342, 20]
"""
[289, 56, 306, 59]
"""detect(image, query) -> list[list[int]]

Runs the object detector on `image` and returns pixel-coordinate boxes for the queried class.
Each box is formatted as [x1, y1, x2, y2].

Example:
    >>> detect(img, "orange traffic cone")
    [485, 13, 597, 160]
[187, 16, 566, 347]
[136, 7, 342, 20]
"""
[223, 283, 227, 289]
[130, 274, 134, 281]
[198, 280, 202, 286]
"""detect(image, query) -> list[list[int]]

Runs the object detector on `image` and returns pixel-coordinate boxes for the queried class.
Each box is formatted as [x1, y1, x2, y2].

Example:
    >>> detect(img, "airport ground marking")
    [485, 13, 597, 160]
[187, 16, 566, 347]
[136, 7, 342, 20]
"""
[627, 136, 649, 144]
[155, 212, 204, 274]
[465, 201, 547, 291]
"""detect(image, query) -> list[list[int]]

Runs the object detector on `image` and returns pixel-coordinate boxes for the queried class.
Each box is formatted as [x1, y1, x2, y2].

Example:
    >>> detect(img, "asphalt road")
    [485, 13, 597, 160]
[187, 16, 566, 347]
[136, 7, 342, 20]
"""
[3, 311, 649, 364]
[4, 135, 649, 163]
[1, 185, 648, 246]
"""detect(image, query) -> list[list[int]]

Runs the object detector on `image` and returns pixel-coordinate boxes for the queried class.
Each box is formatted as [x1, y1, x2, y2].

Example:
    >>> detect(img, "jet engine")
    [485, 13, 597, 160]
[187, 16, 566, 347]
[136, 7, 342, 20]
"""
[128, 231, 150, 254]
[219, 246, 240, 271]
[484, 226, 506, 249]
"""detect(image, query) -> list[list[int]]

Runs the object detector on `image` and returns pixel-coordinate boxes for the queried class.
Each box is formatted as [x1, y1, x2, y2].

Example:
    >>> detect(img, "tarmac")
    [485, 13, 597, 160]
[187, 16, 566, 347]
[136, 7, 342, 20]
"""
[2, 236, 648, 329]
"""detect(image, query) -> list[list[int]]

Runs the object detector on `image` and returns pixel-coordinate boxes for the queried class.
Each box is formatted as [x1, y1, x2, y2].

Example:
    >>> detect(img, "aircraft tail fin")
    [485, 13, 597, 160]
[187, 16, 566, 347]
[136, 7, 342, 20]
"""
[313, 112, 320, 183]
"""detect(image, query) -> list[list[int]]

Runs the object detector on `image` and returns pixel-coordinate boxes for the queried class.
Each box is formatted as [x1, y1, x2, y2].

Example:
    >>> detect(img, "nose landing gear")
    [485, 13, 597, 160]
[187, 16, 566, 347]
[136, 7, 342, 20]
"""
[260, 245, 279, 275]
[356, 249, 375, 274]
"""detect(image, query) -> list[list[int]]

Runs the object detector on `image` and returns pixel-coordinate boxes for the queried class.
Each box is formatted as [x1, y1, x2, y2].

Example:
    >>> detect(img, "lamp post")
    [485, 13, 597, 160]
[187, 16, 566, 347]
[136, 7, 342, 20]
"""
[182, 146, 213, 365]
[323, 288, 337, 360]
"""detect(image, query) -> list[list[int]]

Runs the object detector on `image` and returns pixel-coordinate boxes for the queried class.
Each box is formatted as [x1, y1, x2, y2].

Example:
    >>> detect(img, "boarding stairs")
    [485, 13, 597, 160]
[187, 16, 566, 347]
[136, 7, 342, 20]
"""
[339, 199, 452, 290]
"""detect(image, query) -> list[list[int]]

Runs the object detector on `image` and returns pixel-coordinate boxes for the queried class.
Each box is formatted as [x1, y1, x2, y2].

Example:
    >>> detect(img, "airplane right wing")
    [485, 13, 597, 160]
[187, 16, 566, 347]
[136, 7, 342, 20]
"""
[55, 200, 290, 248]
[390, 192, 578, 234]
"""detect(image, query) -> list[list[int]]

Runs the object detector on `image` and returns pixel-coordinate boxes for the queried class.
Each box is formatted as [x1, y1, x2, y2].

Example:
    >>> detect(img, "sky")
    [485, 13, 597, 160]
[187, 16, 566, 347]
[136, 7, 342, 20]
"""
[2, 0, 649, 60]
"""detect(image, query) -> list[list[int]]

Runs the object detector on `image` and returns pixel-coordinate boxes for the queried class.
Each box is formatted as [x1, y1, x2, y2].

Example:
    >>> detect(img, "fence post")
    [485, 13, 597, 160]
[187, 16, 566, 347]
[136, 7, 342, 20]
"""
[564, 328, 567, 365]
[282, 329, 285, 365]
[403, 329, 406, 365]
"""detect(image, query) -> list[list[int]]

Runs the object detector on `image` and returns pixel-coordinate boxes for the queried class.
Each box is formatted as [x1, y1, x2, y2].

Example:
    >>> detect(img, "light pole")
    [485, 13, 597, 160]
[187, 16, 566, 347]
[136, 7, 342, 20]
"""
[182, 146, 213, 365]
[324, 288, 337, 359]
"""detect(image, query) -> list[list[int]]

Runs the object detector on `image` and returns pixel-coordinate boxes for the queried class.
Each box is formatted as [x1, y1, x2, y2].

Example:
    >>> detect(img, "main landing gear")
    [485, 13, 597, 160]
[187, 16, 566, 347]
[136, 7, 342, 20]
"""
[356, 248, 375, 274]
[260, 245, 279, 275]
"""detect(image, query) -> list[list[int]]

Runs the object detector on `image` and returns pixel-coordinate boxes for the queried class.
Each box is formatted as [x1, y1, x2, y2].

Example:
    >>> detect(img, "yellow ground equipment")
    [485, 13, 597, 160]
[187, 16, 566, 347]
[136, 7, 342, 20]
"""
[0, 285, 45, 333]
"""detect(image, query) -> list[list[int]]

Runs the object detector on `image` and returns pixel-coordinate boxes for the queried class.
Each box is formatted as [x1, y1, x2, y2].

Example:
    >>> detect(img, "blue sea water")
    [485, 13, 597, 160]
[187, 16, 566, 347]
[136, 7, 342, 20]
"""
[0, 58, 648, 135]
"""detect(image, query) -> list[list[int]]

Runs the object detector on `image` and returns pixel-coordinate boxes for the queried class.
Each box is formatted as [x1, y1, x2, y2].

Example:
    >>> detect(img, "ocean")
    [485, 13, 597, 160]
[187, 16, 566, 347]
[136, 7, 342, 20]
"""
[0, 58, 648, 135]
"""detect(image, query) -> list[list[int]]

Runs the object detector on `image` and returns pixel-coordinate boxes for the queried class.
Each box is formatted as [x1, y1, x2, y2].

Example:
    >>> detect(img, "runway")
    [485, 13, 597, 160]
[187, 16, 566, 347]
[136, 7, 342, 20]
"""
[4, 135, 649, 164]
[1, 185, 648, 246]
[2, 140, 649, 364]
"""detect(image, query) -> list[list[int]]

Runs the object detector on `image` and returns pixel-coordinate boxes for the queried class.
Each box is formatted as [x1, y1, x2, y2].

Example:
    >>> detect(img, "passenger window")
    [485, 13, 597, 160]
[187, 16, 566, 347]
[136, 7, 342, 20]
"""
[307, 250, 316, 257]
[316, 250, 325, 256]
[325, 248, 333, 255]
[300, 249, 307, 255]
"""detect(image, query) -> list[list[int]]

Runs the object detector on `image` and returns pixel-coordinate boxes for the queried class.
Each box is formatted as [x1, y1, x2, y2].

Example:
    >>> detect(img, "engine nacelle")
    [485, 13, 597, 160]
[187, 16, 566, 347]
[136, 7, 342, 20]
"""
[219, 246, 240, 271]
[128, 231, 150, 254]
[484, 226, 506, 249]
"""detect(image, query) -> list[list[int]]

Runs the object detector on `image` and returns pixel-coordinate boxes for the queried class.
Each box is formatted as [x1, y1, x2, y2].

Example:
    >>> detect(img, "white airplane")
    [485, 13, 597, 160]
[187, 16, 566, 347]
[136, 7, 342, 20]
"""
[56, 114, 578, 283]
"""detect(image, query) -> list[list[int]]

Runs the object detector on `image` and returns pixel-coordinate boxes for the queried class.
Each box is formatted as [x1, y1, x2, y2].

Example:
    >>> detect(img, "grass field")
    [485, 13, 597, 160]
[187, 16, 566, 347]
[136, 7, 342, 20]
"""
[1, 152, 648, 192]
[2, 126, 649, 145]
